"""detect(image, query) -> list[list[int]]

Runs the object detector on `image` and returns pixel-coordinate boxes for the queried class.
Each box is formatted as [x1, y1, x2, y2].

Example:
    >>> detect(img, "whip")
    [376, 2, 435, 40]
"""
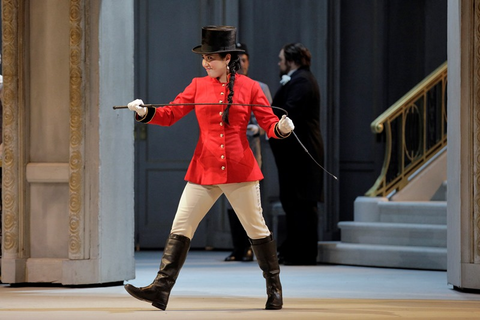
[113, 103, 338, 180]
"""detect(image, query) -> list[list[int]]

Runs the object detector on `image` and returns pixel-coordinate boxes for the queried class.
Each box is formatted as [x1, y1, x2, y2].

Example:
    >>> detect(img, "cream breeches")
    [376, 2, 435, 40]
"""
[170, 181, 271, 240]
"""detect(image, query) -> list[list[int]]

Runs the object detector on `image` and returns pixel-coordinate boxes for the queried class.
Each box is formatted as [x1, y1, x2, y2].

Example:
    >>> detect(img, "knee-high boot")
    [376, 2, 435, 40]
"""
[250, 234, 283, 310]
[124, 233, 190, 310]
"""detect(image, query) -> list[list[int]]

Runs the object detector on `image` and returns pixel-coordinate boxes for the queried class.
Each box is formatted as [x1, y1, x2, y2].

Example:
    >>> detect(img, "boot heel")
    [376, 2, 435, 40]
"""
[152, 301, 167, 310]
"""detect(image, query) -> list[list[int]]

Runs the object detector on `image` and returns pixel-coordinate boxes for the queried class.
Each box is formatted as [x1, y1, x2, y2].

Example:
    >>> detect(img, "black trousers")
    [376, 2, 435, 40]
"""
[278, 199, 318, 265]
[227, 209, 251, 253]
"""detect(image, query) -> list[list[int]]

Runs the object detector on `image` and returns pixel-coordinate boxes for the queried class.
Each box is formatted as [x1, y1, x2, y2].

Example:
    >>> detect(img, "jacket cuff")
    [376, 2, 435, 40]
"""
[274, 123, 292, 139]
[136, 106, 156, 123]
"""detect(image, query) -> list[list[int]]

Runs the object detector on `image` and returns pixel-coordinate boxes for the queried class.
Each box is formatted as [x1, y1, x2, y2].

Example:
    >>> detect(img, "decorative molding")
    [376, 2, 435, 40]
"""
[474, 0, 480, 262]
[2, 0, 20, 255]
[69, 0, 85, 259]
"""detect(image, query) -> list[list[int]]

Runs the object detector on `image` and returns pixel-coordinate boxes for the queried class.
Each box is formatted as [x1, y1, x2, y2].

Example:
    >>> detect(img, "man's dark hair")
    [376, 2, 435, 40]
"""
[236, 42, 249, 57]
[283, 43, 311, 67]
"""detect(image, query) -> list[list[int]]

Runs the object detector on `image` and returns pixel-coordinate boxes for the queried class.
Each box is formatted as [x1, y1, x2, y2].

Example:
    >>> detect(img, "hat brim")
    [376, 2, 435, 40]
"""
[192, 45, 245, 54]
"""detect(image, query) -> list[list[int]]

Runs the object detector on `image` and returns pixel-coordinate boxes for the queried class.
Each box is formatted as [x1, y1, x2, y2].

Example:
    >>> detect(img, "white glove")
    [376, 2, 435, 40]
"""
[127, 99, 147, 117]
[247, 124, 260, 136]
[278, 115, 294, 135]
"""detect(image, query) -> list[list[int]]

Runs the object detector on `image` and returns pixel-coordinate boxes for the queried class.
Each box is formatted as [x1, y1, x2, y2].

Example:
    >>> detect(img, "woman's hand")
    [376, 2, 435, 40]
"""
[278, 115, 295, 135]
[127, 99, 147, 117]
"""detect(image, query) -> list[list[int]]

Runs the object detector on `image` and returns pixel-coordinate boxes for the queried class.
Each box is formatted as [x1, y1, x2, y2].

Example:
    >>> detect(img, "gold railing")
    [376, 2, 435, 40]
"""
[365, 61, 447, 197]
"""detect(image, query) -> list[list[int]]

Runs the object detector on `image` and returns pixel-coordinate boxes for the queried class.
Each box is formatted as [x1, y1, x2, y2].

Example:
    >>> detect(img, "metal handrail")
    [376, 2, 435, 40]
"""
[365, 61, 447, 197]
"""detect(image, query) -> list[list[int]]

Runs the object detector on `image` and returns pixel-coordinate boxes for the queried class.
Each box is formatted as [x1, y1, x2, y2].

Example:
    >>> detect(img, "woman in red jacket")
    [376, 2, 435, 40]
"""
[124, 26, 294, 311]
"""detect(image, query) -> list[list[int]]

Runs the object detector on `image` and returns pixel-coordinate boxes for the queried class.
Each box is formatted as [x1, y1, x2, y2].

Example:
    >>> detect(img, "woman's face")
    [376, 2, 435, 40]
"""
[202, 53, 231, 81]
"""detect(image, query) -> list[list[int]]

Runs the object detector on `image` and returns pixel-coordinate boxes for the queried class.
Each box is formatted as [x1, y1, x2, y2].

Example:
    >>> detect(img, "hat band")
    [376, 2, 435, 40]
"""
[201, 44, 236, 52]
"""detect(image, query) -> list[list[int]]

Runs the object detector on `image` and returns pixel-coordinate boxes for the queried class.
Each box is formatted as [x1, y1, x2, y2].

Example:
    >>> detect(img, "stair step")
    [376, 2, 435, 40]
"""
[378, 201, 446, 225]
[318, 242, 446, 270]
[338, 221, 446, 247]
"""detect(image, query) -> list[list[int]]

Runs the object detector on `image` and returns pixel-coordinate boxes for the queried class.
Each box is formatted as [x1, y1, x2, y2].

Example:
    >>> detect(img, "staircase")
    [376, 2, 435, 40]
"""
[318, 197, 446, 270]
[318, 63, 449, 270]
[318, 151, 447, 271]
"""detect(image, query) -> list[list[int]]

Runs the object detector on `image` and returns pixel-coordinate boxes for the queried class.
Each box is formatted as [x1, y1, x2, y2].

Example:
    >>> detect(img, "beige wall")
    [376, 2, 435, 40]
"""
[28, 0, 71, 260]
[29, 0, 71, 162]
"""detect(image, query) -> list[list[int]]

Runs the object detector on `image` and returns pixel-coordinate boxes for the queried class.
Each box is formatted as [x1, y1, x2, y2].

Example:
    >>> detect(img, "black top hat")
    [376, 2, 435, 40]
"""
[192, 26, 245, 54]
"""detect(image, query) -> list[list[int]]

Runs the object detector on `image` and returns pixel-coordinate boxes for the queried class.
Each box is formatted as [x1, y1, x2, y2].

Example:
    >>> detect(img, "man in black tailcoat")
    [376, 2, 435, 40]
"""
[269, 43, 324, 265]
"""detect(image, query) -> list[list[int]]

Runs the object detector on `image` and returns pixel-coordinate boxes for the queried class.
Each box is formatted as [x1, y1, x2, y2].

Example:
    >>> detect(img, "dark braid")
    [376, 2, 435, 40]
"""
[222, 53, 240, 125]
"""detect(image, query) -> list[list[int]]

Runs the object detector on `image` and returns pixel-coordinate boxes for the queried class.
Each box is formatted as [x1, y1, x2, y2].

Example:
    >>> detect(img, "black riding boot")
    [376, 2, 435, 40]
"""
[250, 234, 283, 310]
[124, 233, 190, 310]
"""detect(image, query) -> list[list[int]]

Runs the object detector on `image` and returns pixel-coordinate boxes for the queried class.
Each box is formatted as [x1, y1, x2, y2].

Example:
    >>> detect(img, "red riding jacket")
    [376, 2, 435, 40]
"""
[137, 74, 288, 185]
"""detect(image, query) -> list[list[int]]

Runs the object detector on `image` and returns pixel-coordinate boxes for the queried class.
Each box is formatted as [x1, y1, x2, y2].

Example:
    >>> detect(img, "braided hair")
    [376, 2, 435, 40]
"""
[220, 52, 240, 125]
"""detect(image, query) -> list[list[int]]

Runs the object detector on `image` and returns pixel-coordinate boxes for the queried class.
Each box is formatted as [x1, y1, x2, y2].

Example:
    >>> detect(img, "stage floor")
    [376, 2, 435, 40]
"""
[1, 250, 480, 319]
